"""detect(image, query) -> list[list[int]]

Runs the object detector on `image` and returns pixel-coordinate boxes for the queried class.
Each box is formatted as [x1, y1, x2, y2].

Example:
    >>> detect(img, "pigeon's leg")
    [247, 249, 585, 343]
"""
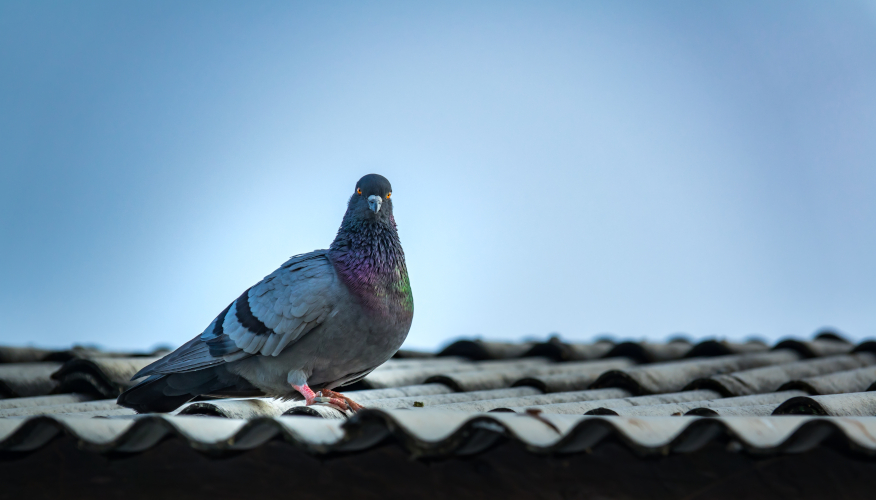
[318, 389, 365, 412]
[291, 383, 318, 404]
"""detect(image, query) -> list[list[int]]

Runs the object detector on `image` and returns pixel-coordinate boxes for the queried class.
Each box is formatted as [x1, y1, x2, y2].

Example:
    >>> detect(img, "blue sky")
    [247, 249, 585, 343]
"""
[1, 1, 875, 351]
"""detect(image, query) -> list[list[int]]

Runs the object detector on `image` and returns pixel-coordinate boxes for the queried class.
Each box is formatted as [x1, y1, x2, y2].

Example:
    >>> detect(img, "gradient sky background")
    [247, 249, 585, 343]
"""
[1, 1, 875, 351]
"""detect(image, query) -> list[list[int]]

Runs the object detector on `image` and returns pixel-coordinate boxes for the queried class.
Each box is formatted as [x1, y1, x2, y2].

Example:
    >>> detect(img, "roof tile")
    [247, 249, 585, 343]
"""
[0, 362, 63, 397]
[590, 350, 800, 395]
[686, 353, 876, 396]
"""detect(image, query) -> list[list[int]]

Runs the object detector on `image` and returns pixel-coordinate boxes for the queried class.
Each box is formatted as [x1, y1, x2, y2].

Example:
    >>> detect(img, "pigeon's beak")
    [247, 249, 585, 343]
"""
[367, 195, 382, 214]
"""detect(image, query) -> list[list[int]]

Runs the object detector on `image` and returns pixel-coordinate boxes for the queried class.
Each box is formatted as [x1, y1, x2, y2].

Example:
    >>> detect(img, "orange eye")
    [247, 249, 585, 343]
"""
[386, 192, 391, 199]
[356, 188, 362, 195]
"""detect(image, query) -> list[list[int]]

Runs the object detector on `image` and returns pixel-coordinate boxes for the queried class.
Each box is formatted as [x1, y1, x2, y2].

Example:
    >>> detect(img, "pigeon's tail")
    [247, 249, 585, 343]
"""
[117, 375, 198, 413]
[117, 366, 243, 413]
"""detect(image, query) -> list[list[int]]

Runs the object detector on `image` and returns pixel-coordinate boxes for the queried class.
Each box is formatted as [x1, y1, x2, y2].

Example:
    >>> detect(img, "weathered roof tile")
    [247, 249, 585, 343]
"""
[0, 362, 63, 397]
[686, 353, 876, 396]
[51, 357, 160, 397]
[780, 365, 876, 394]
[774, 392, 876, 416]
[590, 350, 800, 395]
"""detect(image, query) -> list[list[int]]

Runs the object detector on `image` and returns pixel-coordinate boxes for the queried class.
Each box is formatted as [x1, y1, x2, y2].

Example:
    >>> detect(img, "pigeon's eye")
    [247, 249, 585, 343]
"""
[356, 188, 362, 195]
[386, 192, 391, 199]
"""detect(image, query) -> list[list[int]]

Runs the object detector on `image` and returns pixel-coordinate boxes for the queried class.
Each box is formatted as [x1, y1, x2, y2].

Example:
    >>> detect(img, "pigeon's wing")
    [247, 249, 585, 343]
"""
[217, 250, 339, 358]
[134, 251, 338, 378]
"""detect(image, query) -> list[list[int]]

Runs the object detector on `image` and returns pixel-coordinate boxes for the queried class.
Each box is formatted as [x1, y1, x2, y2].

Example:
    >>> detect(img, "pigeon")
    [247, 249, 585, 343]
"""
[117, 174, 413, 413]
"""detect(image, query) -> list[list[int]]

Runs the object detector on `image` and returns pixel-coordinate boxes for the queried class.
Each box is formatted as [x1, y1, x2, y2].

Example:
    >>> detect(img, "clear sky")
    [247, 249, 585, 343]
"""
[1, 1, 875, 351]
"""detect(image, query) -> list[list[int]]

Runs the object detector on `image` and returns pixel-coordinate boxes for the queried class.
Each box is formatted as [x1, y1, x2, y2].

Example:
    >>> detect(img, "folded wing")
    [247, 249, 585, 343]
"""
[133, 251, 338, 379]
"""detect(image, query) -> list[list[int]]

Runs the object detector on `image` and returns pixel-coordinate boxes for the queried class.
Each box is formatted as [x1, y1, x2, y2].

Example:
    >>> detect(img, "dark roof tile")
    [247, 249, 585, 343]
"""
[779, 364, 876, 395]
[602, 340, 692, 363]
[435, 388, 631, 413]
[343, 386, 542, 410]
[521, 338, 615, 361]
[425, 358, 631, 392]
[0, 362, 63, 397]
[0, 399, 126, 418]
[0, 393, 94, 411]
[687, 404, 780, 416]
[437, 340, 535, 360]
[0, 346, 57, 364]
[51, 357, 160, 397]
[513, 371, 621, 392]
[590, 350, 800, 395]
[772, 338, 854, 358]
[814, 330, 851, 343]
[0, 346, 170, 364]
[595, 390, 809, 416]
[773, 392, 876, 416]
[684, 339, 770, 358]
[361, 358, 549, 389]
[686, 353, 876, 397]
[516, 389, 723, 415]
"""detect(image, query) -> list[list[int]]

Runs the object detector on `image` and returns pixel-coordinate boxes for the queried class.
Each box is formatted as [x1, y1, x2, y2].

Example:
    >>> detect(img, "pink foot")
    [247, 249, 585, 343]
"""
[319, 389, 365, 412]
[292, 384, 359, 412]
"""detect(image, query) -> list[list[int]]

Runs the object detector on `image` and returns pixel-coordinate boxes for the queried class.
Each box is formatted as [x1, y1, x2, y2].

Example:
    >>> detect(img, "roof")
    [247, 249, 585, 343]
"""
[3, 333, 876, 499]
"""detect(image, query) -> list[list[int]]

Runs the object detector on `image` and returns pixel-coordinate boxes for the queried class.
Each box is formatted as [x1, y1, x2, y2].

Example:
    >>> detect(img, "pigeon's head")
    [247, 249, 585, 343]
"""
[348, 174, 394, 222]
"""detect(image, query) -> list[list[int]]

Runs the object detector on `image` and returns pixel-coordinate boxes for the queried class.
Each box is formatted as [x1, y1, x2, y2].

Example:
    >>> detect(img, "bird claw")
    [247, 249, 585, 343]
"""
[311, 394, 347, 411]
[304, 392, 348, 413]
[313, 390, 364, 413]
[295, 383, 364, 414]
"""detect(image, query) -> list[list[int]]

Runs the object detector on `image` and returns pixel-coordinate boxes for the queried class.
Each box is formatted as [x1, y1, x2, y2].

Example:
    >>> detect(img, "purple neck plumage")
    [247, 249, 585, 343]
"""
[327, 212, 414, 318]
